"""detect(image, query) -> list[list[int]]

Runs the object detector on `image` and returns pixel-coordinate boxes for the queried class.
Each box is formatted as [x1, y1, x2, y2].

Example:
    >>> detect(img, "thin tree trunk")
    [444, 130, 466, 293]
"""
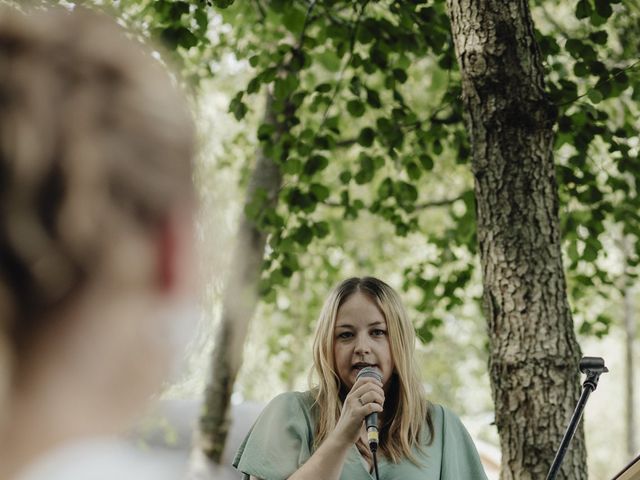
[624, 284, 636, 458]
[197, 92, 282, 462]
[622, 241, 637, 459]
[446, 2, 585, 479]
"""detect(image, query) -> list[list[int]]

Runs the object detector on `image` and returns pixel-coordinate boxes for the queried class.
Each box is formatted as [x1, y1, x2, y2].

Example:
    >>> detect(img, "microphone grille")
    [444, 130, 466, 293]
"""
[356, 366, 382, 382]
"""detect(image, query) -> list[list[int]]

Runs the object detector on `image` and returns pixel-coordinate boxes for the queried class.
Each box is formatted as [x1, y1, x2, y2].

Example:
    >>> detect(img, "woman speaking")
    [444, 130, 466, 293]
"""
[233, 276, 488, 479]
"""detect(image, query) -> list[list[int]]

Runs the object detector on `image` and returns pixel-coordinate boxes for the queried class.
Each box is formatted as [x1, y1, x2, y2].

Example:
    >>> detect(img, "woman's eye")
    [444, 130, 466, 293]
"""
[337, 331, 353, 339]
[372, 329, 386, 336]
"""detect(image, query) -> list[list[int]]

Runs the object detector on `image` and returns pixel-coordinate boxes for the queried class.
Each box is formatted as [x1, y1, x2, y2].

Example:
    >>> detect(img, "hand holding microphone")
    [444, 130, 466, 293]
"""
[333, 367, 384, 449]
[356, 366, 383, 452]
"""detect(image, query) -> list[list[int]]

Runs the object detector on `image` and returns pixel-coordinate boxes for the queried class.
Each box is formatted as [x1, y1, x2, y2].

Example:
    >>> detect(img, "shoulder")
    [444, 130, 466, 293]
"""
[428, 403, 480, 449]
[259, 391, 316, 429]
[265, 390, 314, 413]
[233, 392, 316, 478]
[425, 402, 474, 441]
[427, 402, 463, 425]
[425, 401, 444, 429]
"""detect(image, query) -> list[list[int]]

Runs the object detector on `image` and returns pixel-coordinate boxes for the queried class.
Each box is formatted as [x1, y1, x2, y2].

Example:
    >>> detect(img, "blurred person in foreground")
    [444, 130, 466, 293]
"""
[233, 277, 488, 479]
[0, 6, 197, 480]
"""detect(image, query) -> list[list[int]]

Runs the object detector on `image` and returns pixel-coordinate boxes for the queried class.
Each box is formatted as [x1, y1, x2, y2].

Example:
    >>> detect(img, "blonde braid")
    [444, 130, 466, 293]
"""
[0, 5, 195, 415]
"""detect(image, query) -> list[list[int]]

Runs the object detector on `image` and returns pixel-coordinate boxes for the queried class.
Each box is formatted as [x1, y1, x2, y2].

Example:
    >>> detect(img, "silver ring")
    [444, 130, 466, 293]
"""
[358, 397, 364, 406]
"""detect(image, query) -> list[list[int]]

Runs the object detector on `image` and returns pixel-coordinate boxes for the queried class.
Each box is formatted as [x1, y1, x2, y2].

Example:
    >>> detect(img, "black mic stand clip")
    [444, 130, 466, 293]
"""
[545, 356, 608, 480]
[581, 357, 608, 392]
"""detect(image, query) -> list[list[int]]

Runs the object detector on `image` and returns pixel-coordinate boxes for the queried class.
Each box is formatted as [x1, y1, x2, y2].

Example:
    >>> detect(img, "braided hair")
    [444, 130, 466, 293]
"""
[0, 6, 195, 406]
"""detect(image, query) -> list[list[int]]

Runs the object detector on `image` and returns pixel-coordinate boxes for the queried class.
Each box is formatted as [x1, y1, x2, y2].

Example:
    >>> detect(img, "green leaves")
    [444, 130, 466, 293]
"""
[418, 154, 434, 171]
[347, 99, 366, 117]
[151, 1, 203, 52]
[366, 88, 382, 108]
[579, 314, 612, 338]
[282, 7, 306, 35]
[565, 39, 596, 61]
[274, 75, 300, 100]
[575, 0, 592, 19]
[574, 0, 617, 25]
[594, 0, 613, 19]
[354, 153, 381, 184]
[213, 0, 235, 7]
[589, 30, 608, 45]
[162, 26, 198, 49]
[392, 68, 408, 84]
[303, 154, 329, 176]
[587, 88, 603, 104]
[292, 224, 313, 246]
[309, 183, 330, 202]
[357, 127, 375, 147]
[229, 93, 248, 120]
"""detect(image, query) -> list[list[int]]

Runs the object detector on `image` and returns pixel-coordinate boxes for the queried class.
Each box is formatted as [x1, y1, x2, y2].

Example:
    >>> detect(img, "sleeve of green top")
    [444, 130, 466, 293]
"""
[232, 392, 312, 480]
[439, 405, 489, 480]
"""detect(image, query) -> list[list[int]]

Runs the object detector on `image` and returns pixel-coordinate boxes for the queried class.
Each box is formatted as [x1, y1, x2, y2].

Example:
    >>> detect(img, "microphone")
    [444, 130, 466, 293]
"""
[356, 366, 382, 452]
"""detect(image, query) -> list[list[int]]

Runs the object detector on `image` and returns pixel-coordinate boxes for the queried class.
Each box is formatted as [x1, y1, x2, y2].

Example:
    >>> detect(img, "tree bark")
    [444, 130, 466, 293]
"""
[621, 237, 637, 459]
[445, 2, 585, 479]
[624, 283, 637, 459]
[197, 92, 282, 462]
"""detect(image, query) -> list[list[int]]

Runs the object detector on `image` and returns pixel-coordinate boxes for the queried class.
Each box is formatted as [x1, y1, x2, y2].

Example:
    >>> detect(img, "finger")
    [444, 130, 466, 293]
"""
[351, 377, 384, 393]
[352, 395, 383, 412]
[351, 392, 384, 411]
[352, 375, 383, 388]
[350, 381, 384, 400]
[359, 391, 385, 406]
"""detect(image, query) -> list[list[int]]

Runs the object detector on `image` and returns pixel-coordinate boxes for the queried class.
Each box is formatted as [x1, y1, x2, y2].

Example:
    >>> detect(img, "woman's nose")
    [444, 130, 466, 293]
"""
[354, 334, 371, 354]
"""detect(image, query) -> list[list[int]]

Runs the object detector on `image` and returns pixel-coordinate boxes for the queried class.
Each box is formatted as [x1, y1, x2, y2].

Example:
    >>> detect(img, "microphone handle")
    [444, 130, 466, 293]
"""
[365, 411, 377, 430]
[365, 411, 379, 451]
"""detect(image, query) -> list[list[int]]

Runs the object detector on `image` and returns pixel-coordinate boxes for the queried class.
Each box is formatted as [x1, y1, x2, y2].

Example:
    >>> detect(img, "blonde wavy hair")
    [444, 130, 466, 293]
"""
[310, 277, 433, 464]
[0, 7, 194, 405]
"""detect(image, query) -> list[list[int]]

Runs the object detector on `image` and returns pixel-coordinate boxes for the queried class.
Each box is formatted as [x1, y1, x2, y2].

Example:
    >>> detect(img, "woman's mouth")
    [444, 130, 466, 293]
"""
[352, 362, 376, 371]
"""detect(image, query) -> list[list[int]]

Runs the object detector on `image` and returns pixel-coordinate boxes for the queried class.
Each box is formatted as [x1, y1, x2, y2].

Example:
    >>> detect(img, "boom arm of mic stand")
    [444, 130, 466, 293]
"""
[545, 357, 608, 480]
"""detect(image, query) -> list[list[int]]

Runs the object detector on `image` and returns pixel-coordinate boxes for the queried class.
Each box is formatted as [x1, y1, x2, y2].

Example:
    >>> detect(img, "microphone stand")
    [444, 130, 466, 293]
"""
[545, 356, 608, 480]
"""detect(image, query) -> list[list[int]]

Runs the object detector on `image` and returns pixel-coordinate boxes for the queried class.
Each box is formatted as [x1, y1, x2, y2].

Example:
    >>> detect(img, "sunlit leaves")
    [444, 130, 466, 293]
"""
[198, 0, 640, 352]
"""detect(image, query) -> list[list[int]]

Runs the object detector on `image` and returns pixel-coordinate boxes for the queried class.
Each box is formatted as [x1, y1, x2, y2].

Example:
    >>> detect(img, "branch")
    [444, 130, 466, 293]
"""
[415, 195, 464, 209]
[329, 109, 460, 150]
[296, 0, 318, 49]
[321, 194, 464, 210]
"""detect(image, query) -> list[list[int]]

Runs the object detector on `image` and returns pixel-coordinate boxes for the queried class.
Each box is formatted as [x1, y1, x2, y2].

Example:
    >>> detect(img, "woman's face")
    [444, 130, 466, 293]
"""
[333, 291, 395, 391]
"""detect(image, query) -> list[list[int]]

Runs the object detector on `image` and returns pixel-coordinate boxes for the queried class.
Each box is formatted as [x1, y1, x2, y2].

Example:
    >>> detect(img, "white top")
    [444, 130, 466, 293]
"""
[15, 437, 187, 480]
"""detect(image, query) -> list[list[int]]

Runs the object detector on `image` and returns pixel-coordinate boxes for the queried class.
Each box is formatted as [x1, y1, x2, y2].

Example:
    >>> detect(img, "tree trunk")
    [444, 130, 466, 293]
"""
[445, 2, 585, 479]
[624, 283, 637, 459]
[197, 92, 282, 462]
[621, 237, 637, 459]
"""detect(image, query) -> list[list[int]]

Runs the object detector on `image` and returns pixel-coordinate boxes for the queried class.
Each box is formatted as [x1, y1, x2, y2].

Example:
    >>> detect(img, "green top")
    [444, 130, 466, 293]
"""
[233, 391, 488, 480]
